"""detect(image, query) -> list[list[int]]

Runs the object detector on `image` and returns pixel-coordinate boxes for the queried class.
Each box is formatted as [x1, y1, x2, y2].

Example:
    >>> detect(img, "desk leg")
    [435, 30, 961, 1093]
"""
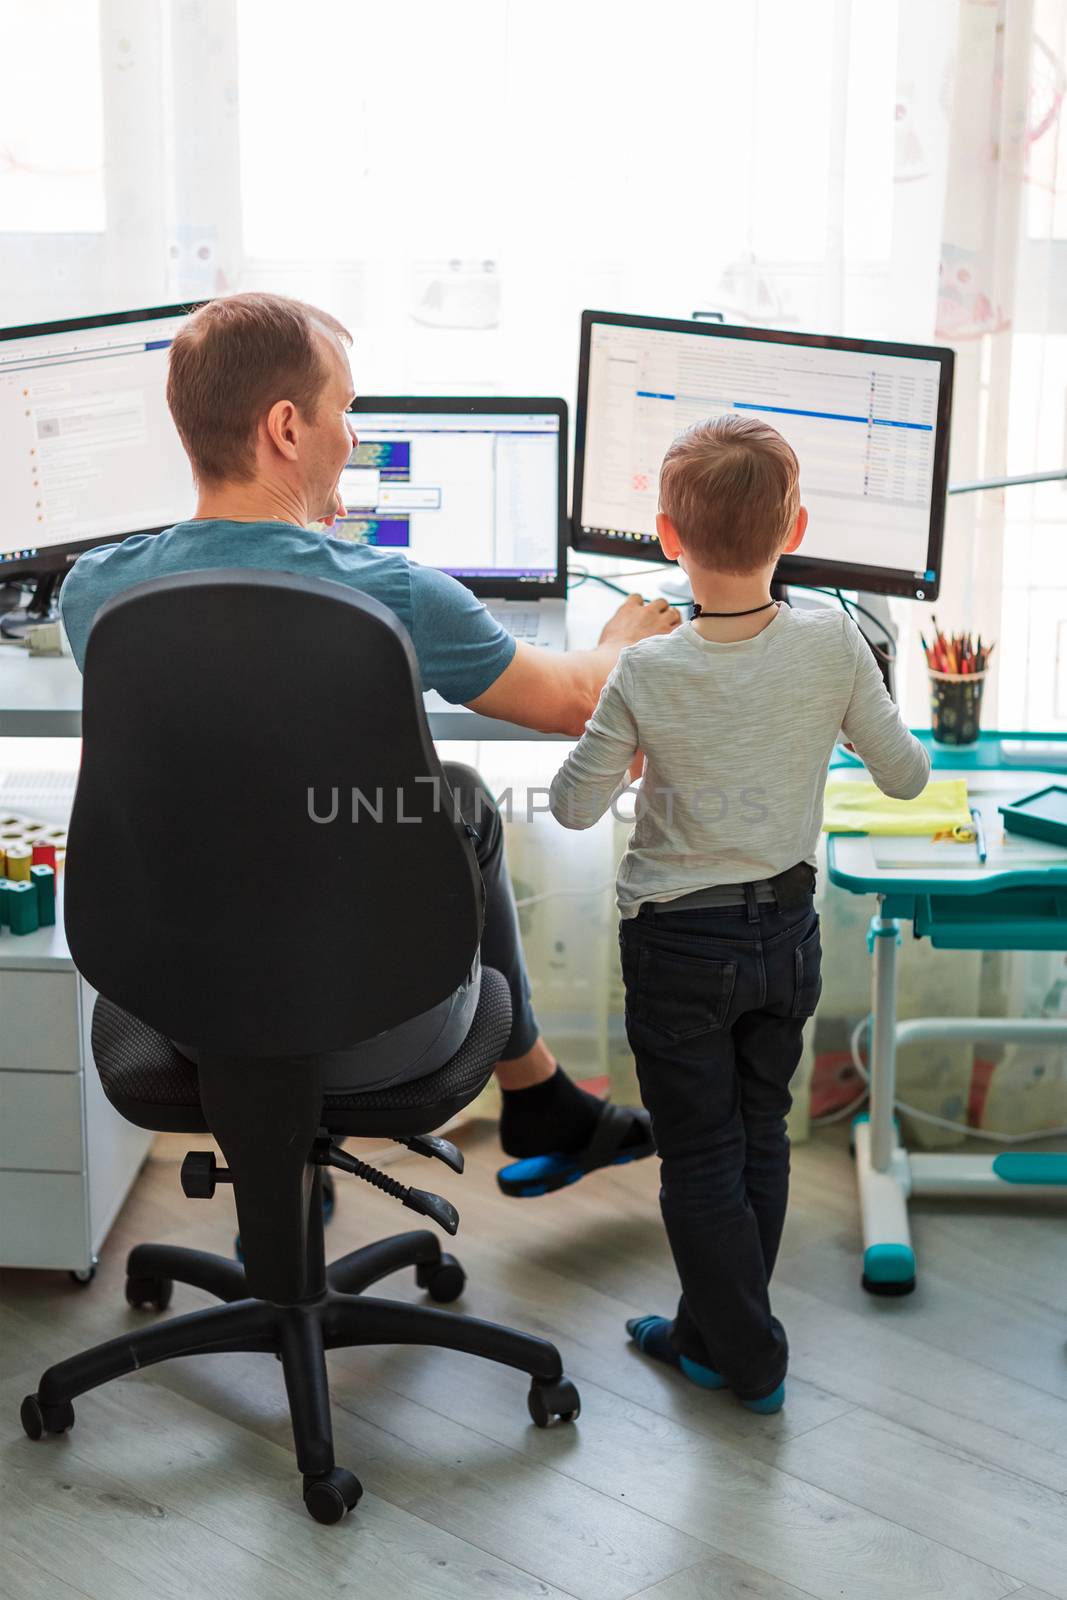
[854, 908, 916, 1296]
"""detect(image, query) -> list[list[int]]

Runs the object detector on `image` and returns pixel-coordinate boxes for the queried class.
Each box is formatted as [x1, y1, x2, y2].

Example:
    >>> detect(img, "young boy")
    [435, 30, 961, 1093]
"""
[549, 416, 929, 1413]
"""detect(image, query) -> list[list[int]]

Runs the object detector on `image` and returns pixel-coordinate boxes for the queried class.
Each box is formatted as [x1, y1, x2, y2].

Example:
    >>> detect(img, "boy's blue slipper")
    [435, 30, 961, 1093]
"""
[627, 1314, 786, 1414]
[496, 1102, 655, 1198]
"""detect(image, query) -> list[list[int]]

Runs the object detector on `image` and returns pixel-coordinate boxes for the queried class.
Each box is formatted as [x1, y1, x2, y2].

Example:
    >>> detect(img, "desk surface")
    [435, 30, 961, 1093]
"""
[0, 557, 657, 741]
[827, 734, 1067, 898]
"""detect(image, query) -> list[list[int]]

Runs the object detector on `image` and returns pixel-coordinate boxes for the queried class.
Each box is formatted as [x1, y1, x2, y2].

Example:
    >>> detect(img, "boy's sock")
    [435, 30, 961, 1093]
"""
[627, 1315, 785, 1411]
[498, 1066, 603, 1157]
[626, 1315, 726, 1388]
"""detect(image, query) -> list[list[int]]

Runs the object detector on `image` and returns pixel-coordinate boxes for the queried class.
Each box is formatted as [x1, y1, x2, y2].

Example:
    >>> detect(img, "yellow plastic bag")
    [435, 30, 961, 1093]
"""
[822, 777, 971, 836]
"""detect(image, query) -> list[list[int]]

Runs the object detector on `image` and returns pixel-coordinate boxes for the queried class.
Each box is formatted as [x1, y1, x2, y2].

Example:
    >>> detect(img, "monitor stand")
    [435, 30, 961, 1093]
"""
[657, 569, 898, 699]
[0, 571, 64, 641]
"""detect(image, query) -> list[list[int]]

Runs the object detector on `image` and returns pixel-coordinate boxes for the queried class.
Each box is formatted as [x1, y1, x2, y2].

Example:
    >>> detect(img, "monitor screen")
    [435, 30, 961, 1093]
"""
[0, 305, 199, 578]
[573, 311, 954, 600]
[345, 399, 566, 598]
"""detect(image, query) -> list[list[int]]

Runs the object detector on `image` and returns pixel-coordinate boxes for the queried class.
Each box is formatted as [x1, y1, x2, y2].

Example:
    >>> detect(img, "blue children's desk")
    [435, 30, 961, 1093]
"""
[827, 731, 1067, 1296]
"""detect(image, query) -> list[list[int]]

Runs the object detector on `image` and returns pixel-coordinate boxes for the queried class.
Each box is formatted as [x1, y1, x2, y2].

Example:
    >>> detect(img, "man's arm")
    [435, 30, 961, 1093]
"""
[466, 594, 680, 736]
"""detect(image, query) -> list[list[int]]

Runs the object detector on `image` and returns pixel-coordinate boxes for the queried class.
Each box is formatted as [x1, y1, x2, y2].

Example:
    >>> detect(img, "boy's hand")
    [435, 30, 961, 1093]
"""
[599, 593, 681, 647]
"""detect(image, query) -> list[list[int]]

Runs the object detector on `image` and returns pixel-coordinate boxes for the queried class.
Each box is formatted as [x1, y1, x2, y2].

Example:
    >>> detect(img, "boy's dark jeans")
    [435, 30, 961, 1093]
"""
[620, 878, 822, 1401]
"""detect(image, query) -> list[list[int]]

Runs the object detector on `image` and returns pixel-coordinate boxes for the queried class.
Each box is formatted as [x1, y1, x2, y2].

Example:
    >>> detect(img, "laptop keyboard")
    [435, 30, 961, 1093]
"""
[488, 608, 541, 641]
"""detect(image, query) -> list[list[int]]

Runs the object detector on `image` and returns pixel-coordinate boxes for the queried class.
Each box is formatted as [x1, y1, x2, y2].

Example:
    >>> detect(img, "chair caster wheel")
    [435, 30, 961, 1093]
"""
[527, 1375, 581, 1428]
[415, 1253, 465, 1303]
[21, 1394, 75, 1440]
[125, 1274, 173, 1312]
[69, 1259, 98, 1286]
[303, 1467, 362, 1524]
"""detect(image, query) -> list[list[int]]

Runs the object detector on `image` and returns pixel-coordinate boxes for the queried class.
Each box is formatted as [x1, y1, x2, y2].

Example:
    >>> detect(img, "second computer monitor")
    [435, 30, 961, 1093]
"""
[0, 304, 200, 580]
[572, 310, 954, 601]
[345, 398, 568, 598]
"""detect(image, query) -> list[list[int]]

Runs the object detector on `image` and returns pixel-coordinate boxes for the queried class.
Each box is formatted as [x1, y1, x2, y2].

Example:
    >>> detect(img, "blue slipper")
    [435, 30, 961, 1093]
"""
[497, 1103, 655, 1197]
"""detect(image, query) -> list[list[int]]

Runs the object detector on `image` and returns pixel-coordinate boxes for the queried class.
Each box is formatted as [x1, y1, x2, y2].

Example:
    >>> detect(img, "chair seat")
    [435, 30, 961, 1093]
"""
[91, 967, 511, 1137]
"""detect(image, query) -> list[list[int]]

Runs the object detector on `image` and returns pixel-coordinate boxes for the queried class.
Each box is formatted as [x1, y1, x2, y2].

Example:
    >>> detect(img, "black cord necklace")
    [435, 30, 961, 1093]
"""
[692, 600, 778, 618]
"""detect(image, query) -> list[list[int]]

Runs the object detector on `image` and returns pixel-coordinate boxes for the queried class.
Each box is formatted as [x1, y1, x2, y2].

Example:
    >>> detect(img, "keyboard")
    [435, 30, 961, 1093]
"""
[488, 608, 541, 641]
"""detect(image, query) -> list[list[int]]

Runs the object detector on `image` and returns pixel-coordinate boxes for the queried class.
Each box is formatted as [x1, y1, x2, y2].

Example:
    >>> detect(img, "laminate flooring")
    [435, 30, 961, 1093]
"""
[2, 1123, 1065, 1600]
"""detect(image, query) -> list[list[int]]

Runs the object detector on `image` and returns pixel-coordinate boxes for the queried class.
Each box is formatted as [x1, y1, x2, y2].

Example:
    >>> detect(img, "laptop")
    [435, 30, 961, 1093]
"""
[344, 397, 568, 652]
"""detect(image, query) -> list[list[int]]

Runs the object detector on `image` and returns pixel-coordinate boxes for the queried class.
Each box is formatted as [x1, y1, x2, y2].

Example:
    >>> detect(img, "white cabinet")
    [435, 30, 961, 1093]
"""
[0, 900, 153, 1275]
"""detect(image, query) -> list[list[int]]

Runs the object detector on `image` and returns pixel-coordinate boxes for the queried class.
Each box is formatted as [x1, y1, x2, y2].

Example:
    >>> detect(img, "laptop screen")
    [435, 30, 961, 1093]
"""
[340, 405, 563, 590]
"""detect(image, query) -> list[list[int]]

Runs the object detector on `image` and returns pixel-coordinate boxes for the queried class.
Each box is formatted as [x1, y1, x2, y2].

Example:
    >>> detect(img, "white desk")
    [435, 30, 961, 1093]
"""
[0, 556, 664, 740]
[0, 888, 154, 1278]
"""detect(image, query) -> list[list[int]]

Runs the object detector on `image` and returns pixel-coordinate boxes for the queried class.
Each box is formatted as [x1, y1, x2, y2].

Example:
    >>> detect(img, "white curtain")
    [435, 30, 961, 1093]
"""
[0, 0, 1063, 733]
[928, 0, 1067, 733]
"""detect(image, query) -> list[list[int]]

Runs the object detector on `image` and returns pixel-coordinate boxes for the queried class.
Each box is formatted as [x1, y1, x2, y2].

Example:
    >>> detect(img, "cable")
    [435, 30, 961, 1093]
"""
[791, 584, 897, 666]
[565, 566, 645, 599]
[811, 1086, 869, 1128]
[848, 1017, 1067, 1143]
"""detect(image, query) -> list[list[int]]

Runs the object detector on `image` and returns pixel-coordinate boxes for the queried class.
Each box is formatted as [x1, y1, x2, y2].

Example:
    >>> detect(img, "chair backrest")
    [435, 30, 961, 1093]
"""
[65, 569, 483, 1058]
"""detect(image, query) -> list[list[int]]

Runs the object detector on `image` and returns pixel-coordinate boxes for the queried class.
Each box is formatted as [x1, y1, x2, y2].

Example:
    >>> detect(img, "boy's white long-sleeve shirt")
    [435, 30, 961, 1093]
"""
[548, 606, 930, 918]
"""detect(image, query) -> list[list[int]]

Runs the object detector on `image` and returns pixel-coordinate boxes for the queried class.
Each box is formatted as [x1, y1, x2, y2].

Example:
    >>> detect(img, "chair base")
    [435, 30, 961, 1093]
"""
[21, 1231, 580, 1525]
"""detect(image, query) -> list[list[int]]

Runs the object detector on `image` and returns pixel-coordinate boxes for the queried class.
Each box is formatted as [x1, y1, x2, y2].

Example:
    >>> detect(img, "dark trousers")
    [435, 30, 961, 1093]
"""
[619, 879, 822, 1401]
[443, 763, 539, 1061]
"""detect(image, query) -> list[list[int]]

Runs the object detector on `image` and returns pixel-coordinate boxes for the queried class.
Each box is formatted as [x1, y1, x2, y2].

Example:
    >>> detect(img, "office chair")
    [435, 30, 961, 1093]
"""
[19, 570, 579, 1524]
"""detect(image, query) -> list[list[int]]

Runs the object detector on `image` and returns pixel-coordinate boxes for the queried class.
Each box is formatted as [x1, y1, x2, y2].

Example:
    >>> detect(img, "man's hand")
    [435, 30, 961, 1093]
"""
[598, 593, 681, 648]
[466, 594, 679, 737]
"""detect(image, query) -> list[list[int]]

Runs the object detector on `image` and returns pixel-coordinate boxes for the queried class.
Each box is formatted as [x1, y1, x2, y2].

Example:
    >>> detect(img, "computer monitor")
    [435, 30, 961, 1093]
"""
[572, 311, 954, 601]
[345, 398, 567, 598]
[0, 304, 200, 582]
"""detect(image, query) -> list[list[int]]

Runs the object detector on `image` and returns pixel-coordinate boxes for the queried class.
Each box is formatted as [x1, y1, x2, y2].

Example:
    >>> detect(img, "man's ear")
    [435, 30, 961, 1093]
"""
[656, 512, 683, 562]
[264, 399, 300, 462]
[782, 505, 808, 555]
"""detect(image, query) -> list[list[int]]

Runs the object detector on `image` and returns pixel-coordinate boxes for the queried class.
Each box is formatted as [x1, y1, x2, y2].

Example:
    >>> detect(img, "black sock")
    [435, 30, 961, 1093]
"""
[499, 1066, 603, 1158]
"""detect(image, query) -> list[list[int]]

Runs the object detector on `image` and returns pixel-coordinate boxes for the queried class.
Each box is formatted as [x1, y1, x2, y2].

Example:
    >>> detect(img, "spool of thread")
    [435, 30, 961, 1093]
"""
[8, 880, 40, 935]
[31, 863, 56, 926]
[4, 843, 32, 882]
[31, 842, 57, 870]
[0, 877, 12, 927]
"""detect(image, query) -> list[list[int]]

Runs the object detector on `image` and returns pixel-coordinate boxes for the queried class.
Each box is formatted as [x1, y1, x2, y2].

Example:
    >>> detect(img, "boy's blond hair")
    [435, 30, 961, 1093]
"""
[658, 415, 800, 574]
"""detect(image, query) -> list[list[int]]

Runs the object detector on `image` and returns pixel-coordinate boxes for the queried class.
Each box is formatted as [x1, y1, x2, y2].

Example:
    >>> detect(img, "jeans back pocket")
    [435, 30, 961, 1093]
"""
[629, 943, 737, 1043]
[791, 919, 823, 1018]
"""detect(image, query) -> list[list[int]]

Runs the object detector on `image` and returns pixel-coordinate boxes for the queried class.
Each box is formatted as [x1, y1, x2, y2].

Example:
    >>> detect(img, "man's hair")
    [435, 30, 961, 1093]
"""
[166, 293, 352, 483]
[658, 415, 800, 573]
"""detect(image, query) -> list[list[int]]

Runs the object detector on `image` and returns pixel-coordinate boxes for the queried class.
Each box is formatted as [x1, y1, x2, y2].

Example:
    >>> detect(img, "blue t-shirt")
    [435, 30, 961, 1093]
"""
[59, 519, 516, 705]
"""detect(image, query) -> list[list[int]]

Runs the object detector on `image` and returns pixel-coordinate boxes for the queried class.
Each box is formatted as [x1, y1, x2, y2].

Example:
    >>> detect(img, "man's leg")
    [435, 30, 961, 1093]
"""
[441, 763, 647, 1161]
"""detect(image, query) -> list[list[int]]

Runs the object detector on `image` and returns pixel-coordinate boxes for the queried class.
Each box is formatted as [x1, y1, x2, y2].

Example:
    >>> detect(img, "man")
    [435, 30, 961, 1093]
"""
[60, 293, 681, 1192]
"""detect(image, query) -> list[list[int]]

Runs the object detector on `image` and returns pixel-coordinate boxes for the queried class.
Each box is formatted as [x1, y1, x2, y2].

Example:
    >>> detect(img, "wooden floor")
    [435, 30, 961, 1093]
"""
[2, 1122, 1066, 1600]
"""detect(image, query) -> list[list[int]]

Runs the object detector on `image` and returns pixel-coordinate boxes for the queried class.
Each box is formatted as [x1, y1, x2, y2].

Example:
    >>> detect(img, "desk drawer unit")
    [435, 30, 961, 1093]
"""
[0, 969, 80, 1071]
[0, 1071, 84, 1170]
[0, 951, 153, 1276]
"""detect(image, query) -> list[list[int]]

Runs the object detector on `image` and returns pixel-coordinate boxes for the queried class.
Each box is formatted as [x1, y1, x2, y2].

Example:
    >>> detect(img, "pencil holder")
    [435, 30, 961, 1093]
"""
[928, 669, 987, 745]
